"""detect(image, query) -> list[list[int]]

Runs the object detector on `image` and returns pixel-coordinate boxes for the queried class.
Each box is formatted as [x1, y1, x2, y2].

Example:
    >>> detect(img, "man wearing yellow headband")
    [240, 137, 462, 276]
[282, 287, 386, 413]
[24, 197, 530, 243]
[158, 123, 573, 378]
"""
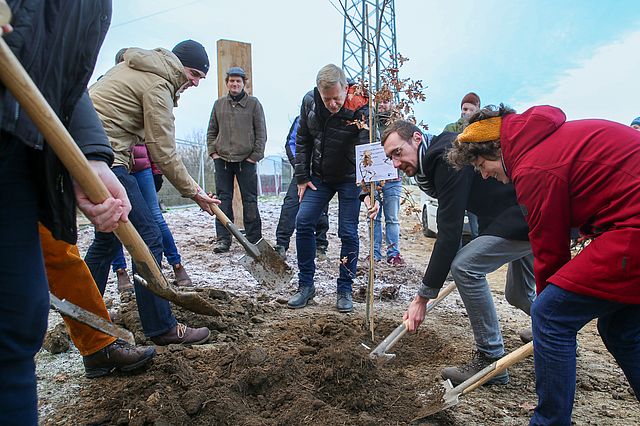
[448, 104, 640, 425]
[381, 120, 535, 386]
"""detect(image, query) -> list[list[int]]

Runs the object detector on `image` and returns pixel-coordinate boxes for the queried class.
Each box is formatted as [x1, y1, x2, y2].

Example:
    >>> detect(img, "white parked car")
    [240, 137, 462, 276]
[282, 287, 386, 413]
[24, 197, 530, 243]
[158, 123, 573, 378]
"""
[420, 191, 471, 238]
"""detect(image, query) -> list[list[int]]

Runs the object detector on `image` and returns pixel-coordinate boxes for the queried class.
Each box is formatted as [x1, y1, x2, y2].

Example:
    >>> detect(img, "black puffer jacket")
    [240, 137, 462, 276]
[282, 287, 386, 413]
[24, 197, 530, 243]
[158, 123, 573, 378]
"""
[294, 87, 370, 184]
[0, 0, 113, 243]
[416, 132, 530, 298]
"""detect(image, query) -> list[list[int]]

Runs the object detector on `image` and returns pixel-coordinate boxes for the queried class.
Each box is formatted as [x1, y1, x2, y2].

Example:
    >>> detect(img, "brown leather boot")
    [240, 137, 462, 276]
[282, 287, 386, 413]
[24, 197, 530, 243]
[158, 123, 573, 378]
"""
[116, 268, 133, 293]
[172, 263, 193, 287]
[83, 339, 155, 378]
[150, 323, 210, 346]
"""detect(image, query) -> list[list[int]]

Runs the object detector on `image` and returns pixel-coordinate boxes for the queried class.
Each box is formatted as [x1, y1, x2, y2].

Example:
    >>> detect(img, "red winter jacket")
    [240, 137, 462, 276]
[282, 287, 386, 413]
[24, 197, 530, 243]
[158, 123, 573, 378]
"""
[501, 105, 640, 304]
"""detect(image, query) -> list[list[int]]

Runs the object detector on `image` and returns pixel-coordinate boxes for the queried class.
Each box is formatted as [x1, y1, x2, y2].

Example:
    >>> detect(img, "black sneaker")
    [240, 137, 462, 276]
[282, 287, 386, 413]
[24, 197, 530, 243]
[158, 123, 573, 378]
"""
[287, 285, 316, 309]
[336, 291, 353, 313]
[213, 240, 231, 253]
[441, 350, 509, 386]
[83, 339, 155, 379]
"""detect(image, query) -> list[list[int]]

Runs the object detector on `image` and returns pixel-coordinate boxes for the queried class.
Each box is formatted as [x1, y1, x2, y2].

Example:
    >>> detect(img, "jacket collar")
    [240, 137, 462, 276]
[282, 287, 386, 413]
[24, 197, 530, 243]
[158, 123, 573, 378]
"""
[228, 92, 249, 107]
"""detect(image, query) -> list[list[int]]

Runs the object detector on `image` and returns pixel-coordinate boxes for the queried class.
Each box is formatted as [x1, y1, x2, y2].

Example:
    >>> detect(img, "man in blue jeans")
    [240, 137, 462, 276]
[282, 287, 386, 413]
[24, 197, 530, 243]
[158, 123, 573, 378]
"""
[275, 115, 330, 260]
[86, 40, 219, 345]
[382, 120, 535, 386]
[288, 64, 377, 313]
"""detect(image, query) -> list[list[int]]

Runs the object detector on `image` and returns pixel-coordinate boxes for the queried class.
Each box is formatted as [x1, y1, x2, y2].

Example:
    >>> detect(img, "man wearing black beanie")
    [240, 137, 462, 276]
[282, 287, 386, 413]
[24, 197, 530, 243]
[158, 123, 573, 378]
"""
[85, 40, 220, 346]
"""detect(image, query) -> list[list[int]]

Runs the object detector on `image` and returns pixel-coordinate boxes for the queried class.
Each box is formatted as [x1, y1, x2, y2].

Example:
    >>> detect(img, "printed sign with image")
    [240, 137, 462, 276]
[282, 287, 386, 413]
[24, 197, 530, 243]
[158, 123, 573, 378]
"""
[355, 142, 398, 183]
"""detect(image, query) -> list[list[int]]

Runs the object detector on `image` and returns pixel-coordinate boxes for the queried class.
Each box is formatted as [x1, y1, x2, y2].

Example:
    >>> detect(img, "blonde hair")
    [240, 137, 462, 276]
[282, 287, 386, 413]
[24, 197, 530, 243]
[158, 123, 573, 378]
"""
[316, 64, 347, 91]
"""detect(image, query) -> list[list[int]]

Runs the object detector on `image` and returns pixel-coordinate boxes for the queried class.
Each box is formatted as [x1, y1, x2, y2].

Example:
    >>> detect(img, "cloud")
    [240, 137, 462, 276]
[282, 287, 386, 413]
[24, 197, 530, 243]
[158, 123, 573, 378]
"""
[514, 29, 640, 125]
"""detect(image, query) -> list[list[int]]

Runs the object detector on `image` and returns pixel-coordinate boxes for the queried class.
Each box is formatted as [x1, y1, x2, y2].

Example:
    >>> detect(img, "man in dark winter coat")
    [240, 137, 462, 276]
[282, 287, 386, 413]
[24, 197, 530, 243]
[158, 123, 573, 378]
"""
[381, 120, 536, 386]
[0, 1, 130, 424]
[288, 64, 376, 313]
[448, 104, 640, 425]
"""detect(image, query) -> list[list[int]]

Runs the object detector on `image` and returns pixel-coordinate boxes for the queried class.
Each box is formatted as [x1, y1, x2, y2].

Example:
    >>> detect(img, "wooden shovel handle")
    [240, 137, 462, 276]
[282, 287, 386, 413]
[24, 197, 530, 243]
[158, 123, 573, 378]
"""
[210, 203, 260, 258]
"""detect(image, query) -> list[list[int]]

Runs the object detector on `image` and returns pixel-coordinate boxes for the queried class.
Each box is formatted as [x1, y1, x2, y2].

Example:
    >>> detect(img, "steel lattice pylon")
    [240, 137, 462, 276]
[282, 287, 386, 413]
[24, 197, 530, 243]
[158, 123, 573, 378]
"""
[341, 0, 397, 92]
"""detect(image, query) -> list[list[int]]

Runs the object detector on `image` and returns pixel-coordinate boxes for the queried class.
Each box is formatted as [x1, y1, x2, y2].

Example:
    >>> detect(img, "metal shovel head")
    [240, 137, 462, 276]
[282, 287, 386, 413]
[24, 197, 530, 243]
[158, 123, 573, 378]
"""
[239, 238, 293, 289]
[412, 379, 458, 421]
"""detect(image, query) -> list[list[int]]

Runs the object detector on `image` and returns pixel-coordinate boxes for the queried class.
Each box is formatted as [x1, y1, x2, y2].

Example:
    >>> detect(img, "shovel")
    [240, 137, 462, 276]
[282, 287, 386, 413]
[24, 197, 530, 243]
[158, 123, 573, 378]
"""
[370, 281, 457, 362]
[50, 293, 135, 345]
[0, 34, 220, 316]
[412, 341, 534, 421]
[212, 204, 292, 289]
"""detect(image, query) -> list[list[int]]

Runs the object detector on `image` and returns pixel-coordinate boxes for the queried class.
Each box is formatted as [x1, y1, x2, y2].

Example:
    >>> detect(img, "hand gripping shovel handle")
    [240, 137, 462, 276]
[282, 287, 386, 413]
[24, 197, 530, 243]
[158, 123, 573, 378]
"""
[211, 204, 260, 258]
[370, 281, 457, 358]
[458, 341, 534, 395]
[0, 37, 219, 315]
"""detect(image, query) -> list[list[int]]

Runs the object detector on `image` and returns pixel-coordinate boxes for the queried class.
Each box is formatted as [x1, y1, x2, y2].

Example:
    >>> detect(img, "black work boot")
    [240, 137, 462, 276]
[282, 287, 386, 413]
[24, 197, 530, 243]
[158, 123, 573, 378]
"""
[213, 239, 231, 253]
[287, 285, 316, 309]
[316, 246, 328, 261]
[336, 291, 353, 313]
[83, 339, 156, 379]
[274, 245, 287, 261]
[441, 350, 509, 386]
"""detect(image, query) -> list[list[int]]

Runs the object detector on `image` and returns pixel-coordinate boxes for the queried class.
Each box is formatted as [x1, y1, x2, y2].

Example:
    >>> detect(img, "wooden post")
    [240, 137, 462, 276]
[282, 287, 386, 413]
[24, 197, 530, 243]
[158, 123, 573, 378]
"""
[216, 39, 254, 229]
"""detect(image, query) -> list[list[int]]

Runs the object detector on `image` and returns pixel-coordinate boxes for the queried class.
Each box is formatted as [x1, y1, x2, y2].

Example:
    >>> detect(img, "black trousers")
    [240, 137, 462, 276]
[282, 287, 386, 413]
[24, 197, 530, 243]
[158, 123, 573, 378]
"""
[213, 158, 262, 243]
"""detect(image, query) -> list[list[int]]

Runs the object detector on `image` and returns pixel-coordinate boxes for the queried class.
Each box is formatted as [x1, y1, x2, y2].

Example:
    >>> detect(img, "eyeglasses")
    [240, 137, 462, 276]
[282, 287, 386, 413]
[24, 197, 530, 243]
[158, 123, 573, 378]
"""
[387, 141, 408, 161]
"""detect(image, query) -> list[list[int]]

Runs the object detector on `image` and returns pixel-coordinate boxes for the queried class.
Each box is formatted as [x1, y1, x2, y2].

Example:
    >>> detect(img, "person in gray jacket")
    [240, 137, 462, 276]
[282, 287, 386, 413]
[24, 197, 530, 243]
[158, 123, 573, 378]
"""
[207, 66, 267, 252]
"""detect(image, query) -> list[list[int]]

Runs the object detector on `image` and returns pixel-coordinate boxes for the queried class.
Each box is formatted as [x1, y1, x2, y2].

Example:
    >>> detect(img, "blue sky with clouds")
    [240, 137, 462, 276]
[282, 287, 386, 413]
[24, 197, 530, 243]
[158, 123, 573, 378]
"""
[92, 1, 640, 156]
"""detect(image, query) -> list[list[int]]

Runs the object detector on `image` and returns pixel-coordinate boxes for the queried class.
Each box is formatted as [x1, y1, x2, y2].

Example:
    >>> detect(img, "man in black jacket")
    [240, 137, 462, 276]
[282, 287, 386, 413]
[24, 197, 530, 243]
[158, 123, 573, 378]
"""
[288, 64, 376, 313]
[0, 2, 130, 424]
[381, 120, 536, 385]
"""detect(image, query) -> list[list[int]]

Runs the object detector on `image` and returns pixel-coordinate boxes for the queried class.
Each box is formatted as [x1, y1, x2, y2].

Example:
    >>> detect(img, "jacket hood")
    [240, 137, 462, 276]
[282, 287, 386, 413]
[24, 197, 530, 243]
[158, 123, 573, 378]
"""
[123, 47, 187, 91]
[500, 105, 566, 174]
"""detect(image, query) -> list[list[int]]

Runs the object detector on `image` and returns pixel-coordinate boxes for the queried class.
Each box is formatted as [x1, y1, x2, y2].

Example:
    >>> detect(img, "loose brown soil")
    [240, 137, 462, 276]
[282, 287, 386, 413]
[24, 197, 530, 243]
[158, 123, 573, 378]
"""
[37, 197, 638, 425]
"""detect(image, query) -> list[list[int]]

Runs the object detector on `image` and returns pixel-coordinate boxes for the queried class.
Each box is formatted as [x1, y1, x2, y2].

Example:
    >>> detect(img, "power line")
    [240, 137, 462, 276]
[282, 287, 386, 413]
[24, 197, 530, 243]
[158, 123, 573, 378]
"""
[110, 0, 206, 29]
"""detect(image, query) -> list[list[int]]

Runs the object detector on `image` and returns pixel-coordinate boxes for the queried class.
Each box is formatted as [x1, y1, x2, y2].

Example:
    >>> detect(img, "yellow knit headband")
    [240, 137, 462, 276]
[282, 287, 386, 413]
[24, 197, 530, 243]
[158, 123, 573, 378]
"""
[456, 116, 502, 143]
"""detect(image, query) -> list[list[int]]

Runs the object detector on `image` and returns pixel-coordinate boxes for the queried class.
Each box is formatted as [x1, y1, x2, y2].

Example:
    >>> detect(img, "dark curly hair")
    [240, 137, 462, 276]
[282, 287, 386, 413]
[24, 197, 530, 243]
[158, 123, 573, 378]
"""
[446, 104, 516, 170]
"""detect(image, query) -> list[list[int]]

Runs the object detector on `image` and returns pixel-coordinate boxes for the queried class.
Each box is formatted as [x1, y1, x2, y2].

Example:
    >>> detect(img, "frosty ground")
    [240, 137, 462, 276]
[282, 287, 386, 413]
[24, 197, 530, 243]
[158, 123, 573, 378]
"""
[36, 195, 638, 425]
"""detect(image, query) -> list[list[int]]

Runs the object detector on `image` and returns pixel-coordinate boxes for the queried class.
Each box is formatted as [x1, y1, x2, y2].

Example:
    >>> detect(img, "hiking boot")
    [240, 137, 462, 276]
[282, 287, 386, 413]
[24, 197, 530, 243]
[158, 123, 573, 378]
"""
[441, 350, 509, 386]
[150, 323, 210, 346]
[287, 285, 316, 309]
[116, 268, 133, 294]
[83, 339, 155, 379]
[336, 291, 353, 313]
[519, 327, 533, 344]
[387, 254, 405, 266]
[213, 240, 230, 253]
[275, 245, 287, 261]
[316, 246, 328, 261]
[172, 263, 193, 287]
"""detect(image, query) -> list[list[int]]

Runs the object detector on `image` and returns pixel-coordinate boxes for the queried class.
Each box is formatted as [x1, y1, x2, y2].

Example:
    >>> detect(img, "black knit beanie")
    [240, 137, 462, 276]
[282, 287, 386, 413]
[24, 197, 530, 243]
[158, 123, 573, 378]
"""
[172, 40, 209, 75]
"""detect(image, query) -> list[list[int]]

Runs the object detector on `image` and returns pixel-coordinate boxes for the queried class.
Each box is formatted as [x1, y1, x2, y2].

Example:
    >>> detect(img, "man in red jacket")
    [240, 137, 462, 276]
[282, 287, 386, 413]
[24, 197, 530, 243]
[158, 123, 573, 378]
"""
[446, 104, 640, 425]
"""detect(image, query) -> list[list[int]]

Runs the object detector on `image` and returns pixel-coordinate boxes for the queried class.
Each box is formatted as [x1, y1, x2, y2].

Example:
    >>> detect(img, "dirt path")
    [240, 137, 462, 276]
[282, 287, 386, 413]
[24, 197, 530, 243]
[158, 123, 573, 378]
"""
[36, 197, 638, 425]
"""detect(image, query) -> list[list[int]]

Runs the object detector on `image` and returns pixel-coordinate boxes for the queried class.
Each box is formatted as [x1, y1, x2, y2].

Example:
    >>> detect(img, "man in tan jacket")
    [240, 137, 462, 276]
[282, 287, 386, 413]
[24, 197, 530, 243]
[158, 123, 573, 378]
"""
[85, 40, 218, 345]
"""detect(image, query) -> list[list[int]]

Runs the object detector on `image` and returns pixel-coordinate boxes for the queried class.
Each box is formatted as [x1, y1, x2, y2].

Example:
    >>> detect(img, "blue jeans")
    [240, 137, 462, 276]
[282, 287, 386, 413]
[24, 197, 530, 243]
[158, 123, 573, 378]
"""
[276, 179, 329, 250]
[530, 284, 640, 426]
[0, 137, 49, 426]
[84, 166, 177, 337]
[451, 235, 536, 357]
[467, 211, 479, 239]
[296, 177, 360, 293]
[373, 179, 401, 260]
[111, 168, 181, 271]
[213, 159, 262, 243]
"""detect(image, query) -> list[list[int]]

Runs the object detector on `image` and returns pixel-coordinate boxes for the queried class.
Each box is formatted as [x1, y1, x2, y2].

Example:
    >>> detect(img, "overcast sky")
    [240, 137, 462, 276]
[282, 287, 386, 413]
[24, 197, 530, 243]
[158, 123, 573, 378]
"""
[91, 0, 640, 157]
